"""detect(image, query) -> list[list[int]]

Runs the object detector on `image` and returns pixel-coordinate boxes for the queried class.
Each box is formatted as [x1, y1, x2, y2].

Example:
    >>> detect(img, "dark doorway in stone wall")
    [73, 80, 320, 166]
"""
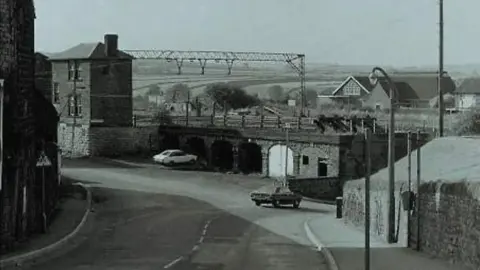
[211, 140, 233, 171]
[185, 137, 206, 161]
[238, 142, 262, 174]
[317, 158, 328, 177]
[160, 133, 180, 152]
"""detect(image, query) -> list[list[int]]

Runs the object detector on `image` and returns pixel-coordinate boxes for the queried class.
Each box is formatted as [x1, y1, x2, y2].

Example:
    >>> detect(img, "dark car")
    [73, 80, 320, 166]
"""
[250, 185, 302, 208]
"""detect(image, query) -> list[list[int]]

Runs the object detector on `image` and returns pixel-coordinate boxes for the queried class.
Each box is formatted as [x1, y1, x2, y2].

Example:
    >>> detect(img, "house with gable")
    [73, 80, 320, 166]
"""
[363, 71, 456, 110]
[317, 75, 382, 109]
[318, 72, 456, 111]
[454, 77, 480, 109]
[48, 34, 134, 157]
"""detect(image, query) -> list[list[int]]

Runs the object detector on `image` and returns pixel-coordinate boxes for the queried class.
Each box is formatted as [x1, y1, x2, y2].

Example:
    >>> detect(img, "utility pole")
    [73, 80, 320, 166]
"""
[284, 123, 290, 185]
[0, 79, 4, 192]
[185, 89, 190, 126]
[438, 0, 444, 137]
[70, 61, 78, 158]
[364, 128, 372, 270]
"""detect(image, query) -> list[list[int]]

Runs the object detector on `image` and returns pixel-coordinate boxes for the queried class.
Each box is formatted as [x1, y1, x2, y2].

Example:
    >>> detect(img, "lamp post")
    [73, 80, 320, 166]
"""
[369, 66, 397, 243]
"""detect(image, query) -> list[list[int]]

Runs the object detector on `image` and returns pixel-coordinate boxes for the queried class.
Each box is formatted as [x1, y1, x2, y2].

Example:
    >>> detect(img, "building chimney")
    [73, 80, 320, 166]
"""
[104, 34, 118, 57]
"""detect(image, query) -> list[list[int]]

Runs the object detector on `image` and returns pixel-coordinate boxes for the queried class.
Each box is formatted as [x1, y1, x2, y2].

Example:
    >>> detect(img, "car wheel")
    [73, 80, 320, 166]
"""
[188, 159, 195, 164]
[293, 200, 300, 209]
[255, 201, 261, 206]
[169, 161, 175, 166]
[272, 200, 279, 208]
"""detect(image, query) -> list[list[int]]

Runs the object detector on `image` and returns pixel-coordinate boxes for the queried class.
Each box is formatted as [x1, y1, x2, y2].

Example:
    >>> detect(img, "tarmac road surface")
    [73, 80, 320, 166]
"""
[30, 158, 331, 269]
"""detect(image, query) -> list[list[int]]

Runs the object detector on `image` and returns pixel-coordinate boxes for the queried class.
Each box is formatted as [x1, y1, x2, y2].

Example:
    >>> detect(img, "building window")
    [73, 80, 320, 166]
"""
[343, 80, 361, 96]
[68, 61, 82, 81]
[68, 95, 82, 117]
[302, 155, 309, 165]
[102, 64, 110, 75]
[375, 103, 382, 110]
[53, 82, 60, 103]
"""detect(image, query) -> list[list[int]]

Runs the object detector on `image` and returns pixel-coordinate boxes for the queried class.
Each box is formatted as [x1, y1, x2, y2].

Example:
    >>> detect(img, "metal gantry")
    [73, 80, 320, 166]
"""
[124, 49, 307, 115]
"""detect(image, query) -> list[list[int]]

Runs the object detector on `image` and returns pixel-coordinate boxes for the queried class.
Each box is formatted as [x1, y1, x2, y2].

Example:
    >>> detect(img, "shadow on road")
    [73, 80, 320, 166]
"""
[260, 205, 333, 214]
[63, 158, 142, 169]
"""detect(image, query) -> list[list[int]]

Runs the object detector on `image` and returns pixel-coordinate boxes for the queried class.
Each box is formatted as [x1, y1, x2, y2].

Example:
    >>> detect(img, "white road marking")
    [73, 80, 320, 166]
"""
[163, 256, 183, 269]
[192, 219, 212, 251]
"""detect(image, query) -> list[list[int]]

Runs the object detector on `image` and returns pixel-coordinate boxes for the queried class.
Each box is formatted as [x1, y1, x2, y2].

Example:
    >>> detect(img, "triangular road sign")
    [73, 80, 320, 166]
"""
[36, 151, 52, 167]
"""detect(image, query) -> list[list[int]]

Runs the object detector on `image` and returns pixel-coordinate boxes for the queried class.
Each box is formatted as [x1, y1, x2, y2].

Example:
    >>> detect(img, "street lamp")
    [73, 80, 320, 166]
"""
[369, 66, 397, 244]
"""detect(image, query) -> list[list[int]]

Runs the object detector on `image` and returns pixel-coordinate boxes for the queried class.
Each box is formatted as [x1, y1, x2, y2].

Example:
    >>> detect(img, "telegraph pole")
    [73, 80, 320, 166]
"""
[0, 79, 4, 192]
[438, 0, 444, 137]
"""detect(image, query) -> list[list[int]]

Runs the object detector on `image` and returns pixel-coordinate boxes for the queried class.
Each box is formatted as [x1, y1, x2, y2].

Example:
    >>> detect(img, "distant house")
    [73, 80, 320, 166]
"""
[454, 77, 480, 109]
[319, 72, 457, 110]
[363, 72, 456, 109]
[48, 34, 134, 157]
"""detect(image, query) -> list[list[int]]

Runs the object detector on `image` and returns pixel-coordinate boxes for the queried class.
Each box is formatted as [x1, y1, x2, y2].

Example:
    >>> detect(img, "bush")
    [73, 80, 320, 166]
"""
[205, 83, 260, 110]
[451, 109, 480, 136]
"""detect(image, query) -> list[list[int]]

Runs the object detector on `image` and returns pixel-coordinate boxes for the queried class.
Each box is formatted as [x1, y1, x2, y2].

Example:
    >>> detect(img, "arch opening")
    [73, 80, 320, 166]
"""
[268, 144, 294, 178]
[185, 137, 206, 160]
[211, 140, 233, 171]
[160, 133, 179, 152]
[238, 142, 262, 174]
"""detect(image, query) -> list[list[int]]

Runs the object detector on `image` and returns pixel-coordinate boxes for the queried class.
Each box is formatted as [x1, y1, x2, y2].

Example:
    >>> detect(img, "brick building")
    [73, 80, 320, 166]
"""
[0, 0, 60, 254]
[49, 34, 134, 157]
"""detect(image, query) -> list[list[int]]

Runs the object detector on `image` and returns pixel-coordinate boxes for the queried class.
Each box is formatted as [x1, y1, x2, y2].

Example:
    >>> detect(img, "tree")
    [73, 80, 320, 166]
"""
[153, 107, 172, 125]
[205, 83, 260, 110]
[165, 83, 189, 102]
[146, 84, 162, 96]
[267, 85, 285, 102]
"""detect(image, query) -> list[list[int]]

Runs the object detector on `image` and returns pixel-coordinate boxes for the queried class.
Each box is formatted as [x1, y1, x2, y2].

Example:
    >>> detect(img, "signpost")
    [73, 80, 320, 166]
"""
[36, 150, 52, 233]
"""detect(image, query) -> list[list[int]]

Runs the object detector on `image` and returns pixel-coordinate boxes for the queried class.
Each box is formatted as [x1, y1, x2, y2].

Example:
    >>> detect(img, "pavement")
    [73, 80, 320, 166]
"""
[2, 157, 468, 270]
[0, 179, 92, 269]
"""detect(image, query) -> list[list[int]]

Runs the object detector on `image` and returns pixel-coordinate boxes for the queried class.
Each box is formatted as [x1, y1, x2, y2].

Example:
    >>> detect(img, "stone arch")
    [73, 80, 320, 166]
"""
[211, 140, 234, 171]
[268, 144, 294, 178]
[238, 142, 262, 174]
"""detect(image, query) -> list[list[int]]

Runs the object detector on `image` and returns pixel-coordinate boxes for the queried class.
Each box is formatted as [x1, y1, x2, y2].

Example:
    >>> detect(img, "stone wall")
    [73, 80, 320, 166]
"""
[413, 181, 480, 269]
[89, 126, 158, 157]
[58, 123, 90, 157]
[343, 178, 480, 270]
[288, 177, 340, 201]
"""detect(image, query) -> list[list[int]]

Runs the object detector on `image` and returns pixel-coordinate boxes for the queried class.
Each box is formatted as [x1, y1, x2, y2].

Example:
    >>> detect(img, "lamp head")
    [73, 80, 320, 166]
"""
[368, 72, 378, 86]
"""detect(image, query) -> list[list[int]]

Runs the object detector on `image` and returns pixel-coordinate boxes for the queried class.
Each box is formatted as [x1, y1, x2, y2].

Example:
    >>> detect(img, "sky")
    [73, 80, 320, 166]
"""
[34, 0, 479, 67]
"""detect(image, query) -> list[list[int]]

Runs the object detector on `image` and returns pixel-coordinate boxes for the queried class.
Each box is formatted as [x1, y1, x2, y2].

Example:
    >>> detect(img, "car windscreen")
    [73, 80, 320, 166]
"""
[160, 151, 171, 156]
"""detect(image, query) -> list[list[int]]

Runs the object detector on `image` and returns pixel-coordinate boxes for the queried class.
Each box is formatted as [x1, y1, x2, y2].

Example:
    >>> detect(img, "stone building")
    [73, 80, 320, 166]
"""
[48, 34, 134, 157]
[0, 0, 60, 254]
[34, 52, 53, 102]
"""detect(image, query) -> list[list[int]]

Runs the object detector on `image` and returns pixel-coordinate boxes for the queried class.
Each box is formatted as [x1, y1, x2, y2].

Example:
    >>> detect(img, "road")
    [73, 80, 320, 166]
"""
[32, 158, 332, 269]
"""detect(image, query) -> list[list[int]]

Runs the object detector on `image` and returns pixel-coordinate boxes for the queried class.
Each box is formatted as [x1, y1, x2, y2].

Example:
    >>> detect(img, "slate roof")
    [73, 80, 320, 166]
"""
[455, 77, 480, 94]
[49, 42, 133, 61]
[352, 76, 376, 91]
[349, 72, 456, 101]
[390, 73, 455, 100]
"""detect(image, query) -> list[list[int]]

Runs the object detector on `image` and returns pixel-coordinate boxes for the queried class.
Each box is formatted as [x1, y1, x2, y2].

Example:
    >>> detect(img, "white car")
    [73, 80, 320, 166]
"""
[153, 150, 197, 165]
